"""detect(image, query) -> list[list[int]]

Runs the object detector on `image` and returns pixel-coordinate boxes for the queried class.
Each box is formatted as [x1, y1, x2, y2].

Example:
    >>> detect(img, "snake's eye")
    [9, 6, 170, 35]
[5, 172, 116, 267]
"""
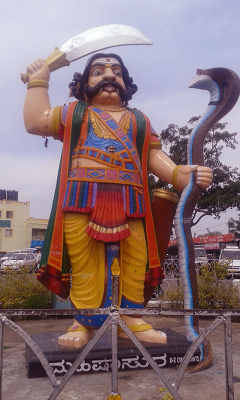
[197, 69, 204, 75]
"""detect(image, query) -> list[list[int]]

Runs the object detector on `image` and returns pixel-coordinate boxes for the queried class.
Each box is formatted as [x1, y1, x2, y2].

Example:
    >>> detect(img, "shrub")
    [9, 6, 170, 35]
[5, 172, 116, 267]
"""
[158, 262, 240, 310]
[161, 284, 184, 309]
[159, 388, 174, 399]
[197, 262, 240, 309]
[0, 267, 52, 309]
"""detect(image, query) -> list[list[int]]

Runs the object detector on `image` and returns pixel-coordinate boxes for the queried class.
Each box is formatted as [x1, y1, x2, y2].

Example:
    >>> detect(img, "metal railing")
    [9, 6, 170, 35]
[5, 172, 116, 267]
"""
[162, 258, 240, 280]
[154, 259, 240, 303]
[0, 265, 240, 399]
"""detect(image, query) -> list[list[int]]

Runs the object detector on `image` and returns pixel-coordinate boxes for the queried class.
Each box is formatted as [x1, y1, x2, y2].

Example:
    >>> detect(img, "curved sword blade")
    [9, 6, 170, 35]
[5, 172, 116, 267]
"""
[59, 24, 152, 63]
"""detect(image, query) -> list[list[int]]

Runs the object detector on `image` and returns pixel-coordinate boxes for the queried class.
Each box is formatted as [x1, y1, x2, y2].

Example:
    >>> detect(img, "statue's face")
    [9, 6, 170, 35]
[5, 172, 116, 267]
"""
[87, 57, 126, 104]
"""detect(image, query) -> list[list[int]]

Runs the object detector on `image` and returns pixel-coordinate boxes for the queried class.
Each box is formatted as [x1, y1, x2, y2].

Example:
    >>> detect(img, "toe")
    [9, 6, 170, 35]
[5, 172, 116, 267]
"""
[58, 335, 64, 345]
[74, 337, 82, 348]
[62, 336, 69, 346]
[68, 337, 74, 347]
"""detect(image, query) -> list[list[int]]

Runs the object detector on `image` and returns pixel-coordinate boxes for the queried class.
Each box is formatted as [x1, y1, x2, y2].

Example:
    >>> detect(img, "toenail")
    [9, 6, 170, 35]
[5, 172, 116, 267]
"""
[160, 332, 167, 337]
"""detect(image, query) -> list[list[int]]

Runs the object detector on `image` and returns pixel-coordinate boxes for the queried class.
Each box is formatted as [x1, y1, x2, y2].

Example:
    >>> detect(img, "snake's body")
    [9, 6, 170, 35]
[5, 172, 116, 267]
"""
[174, 68, 240, 371]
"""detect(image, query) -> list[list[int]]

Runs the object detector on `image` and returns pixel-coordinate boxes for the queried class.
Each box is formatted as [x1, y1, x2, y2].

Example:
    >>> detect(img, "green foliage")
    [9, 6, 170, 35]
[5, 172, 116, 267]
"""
[159, 388, 174, 400]
[161, 283, 184, 309]
[201, 228, 222, 236]
[150, 118, 240, 227]
[198, 262, 240, 309]
[0, 267, 52, 309]
[228, 217, 240, 239]
[158, 262, 240, 310]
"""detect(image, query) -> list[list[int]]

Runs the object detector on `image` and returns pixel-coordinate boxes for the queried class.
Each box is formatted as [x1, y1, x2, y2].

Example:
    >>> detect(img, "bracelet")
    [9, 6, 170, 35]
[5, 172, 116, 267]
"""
[27, 79, 49, 90]
[42, 108, 51, 148]
[172, 165, 183, 191]
[52, 106, 61, 140]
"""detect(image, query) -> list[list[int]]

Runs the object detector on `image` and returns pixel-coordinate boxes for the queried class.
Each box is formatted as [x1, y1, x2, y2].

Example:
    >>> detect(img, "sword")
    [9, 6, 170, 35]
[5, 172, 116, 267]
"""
[21, 24, 152, 83]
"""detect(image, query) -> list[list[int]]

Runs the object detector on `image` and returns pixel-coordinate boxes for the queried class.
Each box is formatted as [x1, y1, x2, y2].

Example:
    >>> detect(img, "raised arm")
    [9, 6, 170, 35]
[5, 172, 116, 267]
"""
[148, 148, 212, 191]
[23, 60, 54, 136]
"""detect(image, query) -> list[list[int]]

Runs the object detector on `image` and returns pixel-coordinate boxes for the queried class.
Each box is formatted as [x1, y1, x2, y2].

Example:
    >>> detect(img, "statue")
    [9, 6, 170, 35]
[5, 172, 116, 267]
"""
[23, 53, 212, 348]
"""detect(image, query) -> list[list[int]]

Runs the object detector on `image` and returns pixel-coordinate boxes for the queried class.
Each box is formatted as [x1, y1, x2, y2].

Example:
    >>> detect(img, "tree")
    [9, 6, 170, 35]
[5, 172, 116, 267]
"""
[150, 118, 240, 226]
[201, 229, 223, 237]
[227, 217, 240, 239]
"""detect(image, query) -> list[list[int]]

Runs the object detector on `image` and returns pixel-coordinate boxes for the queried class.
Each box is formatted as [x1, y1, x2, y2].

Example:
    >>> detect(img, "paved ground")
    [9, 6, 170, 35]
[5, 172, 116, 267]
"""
[1, 314, 240, 400]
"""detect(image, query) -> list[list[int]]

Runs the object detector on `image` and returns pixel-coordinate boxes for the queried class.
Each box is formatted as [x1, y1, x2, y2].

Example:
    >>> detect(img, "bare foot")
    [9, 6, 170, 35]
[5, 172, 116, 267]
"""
[58, 319, 94, 348]
[118, 315, 167, 344]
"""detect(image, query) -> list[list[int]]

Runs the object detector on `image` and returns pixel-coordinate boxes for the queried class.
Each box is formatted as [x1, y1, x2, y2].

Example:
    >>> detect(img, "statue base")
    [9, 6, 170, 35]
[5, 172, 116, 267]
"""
[26, 328, 200, 378]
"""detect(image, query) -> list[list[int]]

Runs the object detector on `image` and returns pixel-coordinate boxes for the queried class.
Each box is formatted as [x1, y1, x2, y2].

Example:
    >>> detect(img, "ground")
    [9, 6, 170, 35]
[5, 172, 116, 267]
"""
[2, 316, 240, 400]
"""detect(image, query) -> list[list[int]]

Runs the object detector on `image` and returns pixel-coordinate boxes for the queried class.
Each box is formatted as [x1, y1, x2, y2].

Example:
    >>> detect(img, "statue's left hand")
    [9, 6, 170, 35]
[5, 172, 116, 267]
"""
[178, 165, 213, 190]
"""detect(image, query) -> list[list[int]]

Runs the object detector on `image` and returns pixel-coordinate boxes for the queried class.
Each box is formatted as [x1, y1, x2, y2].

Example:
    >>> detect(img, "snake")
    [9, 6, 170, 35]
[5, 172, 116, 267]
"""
[174, 67, 240, 372]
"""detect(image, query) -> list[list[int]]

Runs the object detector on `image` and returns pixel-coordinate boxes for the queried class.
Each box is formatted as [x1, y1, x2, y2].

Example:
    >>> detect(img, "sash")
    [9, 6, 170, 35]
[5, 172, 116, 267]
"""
[88, 106, 142, 178]
[37, 101, 87, 298]
[130, 108, 164, 286]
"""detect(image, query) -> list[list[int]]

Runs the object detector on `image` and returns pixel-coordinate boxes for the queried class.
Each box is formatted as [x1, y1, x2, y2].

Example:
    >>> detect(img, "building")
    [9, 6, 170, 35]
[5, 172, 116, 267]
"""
[0, 190, 48, 252]
[27, 217, 48, 249]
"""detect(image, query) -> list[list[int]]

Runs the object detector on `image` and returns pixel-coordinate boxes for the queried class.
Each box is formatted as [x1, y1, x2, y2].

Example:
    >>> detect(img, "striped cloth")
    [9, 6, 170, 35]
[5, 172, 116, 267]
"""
[62, 182, 146, 242]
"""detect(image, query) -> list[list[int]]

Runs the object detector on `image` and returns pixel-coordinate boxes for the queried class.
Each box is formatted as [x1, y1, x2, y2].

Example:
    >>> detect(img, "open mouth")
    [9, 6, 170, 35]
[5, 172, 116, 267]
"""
[189, 80, 201, 88]
[99, 84, 120, 94]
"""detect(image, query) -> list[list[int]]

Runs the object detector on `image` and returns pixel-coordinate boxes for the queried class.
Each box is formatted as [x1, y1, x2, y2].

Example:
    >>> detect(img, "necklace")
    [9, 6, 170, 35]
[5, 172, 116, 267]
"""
[95, 106, 126, 112]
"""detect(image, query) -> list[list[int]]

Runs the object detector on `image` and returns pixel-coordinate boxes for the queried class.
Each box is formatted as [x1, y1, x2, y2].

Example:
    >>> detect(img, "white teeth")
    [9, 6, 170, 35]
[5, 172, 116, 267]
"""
[99, 88, 103, 93]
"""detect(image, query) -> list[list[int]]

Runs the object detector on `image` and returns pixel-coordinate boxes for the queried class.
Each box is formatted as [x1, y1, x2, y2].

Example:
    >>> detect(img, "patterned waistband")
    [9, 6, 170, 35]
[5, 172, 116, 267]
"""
[68, 167, 143, 187]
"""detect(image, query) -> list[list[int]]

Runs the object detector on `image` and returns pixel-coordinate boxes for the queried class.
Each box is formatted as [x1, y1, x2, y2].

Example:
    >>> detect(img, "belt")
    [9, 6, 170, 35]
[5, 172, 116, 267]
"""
[68, 167, 143, 187]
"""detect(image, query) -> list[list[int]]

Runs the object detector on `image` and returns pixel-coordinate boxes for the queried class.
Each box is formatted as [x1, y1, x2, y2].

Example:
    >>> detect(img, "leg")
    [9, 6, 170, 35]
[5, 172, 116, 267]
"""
[119, 218, 167, 344]
[58, 213, 105, 348]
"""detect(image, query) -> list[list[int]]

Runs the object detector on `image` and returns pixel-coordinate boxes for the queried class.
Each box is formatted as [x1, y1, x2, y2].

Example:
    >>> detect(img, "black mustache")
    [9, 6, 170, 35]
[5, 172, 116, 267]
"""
[83, 80, 132, 102]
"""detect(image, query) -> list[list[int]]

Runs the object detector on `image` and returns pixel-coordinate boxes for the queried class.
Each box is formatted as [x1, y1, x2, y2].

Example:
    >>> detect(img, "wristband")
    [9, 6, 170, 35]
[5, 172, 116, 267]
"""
[172, 165, 183, 191]
[27, 79, 49, 90]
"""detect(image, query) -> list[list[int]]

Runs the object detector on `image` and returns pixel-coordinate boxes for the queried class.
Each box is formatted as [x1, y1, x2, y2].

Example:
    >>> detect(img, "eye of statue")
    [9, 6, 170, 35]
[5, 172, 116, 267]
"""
[92, 69, 102, 76]
[114, 69, 122, 77]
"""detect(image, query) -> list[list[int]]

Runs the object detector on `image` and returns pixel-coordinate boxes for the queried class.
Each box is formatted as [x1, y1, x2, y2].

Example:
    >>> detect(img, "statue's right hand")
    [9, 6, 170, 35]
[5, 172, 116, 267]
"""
[27, 59, 50, 82]
[21, 59, 50, 84]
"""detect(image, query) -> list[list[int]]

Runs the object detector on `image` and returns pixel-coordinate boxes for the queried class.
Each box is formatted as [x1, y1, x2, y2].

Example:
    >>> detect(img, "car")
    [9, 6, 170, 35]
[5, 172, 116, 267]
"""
[0, 250, 22, 266]
[219, 247, 240, 276]
[0, 252, 37, 272]
[194, 245, 208, 266]
[21, 248, 37, 253]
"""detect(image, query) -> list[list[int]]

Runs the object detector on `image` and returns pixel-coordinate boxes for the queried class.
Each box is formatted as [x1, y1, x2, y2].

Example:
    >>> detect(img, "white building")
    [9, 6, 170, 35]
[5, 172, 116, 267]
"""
[0, 191, 48, 252]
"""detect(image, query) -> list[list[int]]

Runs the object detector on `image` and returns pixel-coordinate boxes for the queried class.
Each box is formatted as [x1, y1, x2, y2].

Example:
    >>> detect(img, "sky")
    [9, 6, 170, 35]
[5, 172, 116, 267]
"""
[1, 0, 240, 237]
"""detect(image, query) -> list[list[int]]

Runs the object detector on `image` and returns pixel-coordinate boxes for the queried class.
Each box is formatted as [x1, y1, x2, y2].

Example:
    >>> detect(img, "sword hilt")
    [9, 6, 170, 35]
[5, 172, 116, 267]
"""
[20, 47, 70, 84]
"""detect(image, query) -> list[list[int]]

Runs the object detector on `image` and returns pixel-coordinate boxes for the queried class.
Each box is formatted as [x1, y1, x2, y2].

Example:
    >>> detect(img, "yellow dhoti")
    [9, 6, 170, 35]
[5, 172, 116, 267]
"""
[64, 212, 147, 326]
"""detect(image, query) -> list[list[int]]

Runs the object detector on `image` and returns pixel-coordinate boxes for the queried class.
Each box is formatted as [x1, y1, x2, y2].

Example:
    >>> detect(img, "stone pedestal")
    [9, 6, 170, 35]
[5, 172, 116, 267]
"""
[26, 328, 200, 378]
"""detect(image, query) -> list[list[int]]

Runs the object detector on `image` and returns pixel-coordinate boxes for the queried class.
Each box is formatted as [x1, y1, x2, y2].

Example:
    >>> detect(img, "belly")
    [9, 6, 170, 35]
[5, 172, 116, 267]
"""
[71, 157, 111, 169]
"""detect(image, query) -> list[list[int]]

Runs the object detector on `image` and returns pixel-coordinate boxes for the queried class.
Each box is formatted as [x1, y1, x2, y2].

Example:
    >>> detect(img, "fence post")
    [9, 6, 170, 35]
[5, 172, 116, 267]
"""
[0, 315, 5, 400]
[109, 255, 121, 399]
[224, 316, 234, 400]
